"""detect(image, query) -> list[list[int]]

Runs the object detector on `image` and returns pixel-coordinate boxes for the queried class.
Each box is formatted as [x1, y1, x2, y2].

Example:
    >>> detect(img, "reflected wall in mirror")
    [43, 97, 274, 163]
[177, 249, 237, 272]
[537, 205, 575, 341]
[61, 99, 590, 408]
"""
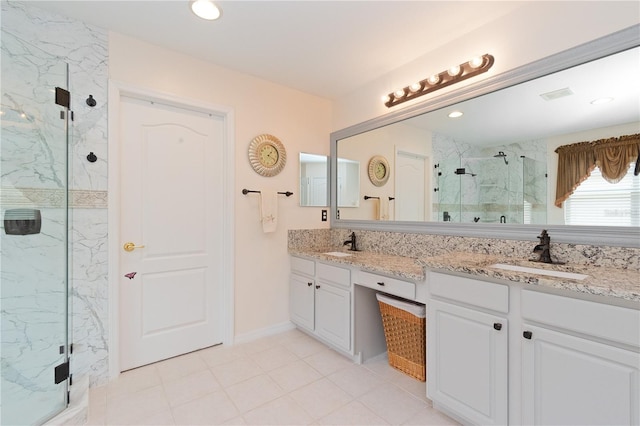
[299, 153, 328, 207]
[337, 158, 360, 208]
[335, 44, 640, 226]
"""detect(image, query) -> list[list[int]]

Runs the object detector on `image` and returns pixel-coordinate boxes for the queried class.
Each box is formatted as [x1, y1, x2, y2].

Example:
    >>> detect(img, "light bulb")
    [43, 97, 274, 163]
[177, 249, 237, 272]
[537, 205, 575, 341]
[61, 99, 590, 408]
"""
[427, 74, 440, 85]
[394, 89, 406, 98]
[409, 82, 422, 93]
[447, 65, 461, 77]
[191, 0, 221, 20]
[469, 56, 484, 69]
[382, 94, 391, 103]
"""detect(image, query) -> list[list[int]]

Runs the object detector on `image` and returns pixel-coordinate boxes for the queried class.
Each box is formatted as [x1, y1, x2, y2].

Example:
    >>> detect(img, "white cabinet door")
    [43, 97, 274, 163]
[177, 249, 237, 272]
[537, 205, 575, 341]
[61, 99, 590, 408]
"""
[315, 282, 351, 352]
[522, 324, 640, 426]
[290, 273, 315, 331]
[428, 299, 508, 425]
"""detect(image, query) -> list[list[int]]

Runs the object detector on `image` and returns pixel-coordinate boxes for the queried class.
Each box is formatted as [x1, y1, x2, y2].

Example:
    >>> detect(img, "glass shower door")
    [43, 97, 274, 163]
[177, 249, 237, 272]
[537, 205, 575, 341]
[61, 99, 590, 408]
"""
[1, 35, 70, 425]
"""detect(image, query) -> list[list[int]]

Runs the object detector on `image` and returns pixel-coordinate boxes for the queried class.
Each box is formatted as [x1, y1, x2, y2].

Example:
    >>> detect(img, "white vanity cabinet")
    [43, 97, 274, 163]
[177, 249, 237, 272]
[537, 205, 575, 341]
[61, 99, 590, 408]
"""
[289, 256, 352, 353]
[427, 272, 509, 426]
[520, 290, 640, 426]
[427, 271, 640, 425]
[289, 257, 315, 331]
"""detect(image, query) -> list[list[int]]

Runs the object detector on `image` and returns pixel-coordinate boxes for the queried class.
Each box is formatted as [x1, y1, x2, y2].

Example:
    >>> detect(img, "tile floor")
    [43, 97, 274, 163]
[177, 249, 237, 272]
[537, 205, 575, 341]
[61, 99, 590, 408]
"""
[87, 329, 460, 425]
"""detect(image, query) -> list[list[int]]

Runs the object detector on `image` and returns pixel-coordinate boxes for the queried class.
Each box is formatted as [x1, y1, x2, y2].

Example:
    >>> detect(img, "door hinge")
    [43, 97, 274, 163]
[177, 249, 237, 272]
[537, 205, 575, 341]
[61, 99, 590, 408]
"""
[54, 361, 69, 384]
[55, 87, 71, 108]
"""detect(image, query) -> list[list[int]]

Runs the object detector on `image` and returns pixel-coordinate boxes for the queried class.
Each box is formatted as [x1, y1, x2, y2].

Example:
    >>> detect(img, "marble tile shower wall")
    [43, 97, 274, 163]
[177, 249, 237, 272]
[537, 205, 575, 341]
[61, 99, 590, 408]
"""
[289, 229, 640, 271]
[2, 2, 109, 386]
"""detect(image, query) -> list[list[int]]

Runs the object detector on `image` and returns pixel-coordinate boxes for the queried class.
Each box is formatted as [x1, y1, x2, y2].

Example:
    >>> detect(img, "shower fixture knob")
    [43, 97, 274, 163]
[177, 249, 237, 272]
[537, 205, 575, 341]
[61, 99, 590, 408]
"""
[86, 94, 97, 107]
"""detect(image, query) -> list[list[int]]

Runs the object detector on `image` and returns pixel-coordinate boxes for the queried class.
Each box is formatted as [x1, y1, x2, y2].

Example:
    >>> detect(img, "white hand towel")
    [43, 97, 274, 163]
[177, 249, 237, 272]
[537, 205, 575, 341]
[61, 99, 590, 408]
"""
[379, 197, 389, 221]
[260, 190, 278, 233]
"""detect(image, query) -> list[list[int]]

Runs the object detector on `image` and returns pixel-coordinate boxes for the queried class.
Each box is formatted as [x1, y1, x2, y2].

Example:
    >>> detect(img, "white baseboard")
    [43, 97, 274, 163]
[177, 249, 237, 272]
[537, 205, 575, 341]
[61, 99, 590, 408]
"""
[233, 321, 296, 344]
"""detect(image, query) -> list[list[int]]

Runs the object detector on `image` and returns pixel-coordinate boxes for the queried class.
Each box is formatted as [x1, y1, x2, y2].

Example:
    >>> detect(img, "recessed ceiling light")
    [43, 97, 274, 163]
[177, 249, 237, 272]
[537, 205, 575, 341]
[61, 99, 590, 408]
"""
[448, 111, 463, 118]
[590, 97, 614, 105]
[191, 0, 221, 20]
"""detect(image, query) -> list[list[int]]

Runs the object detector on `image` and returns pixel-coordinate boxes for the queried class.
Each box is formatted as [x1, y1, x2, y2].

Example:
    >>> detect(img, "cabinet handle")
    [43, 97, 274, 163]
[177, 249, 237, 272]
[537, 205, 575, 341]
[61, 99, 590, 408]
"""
[523, 331, 533, 340]
[493, 323, 502, 331]
[377, 282, 385, 286]
[307, 282, 313, 287]
[315, 285, 320, 289]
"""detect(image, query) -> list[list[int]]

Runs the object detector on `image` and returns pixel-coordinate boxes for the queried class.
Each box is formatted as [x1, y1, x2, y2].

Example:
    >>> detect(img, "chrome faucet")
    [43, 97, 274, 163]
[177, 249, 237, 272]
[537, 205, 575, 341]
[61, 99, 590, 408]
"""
[343, 232, 358, 251]
[532, 229, 552, 263]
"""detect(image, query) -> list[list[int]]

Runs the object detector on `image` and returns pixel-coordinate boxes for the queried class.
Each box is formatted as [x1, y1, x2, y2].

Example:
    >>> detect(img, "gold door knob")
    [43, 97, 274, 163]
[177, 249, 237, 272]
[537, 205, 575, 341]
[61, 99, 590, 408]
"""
[123, 242, 145, 252]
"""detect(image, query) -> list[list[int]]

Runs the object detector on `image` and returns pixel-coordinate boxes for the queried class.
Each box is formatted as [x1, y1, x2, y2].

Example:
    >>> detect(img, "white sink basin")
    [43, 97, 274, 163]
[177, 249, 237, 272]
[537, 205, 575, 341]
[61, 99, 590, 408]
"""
[490, 263, 588, 280]
[323, 251, 353, 257]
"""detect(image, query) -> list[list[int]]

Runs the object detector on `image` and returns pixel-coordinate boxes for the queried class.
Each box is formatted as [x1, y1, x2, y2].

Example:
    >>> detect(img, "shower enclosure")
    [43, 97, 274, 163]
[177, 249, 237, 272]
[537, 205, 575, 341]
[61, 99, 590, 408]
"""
[1, 37, 71, 425]
[436, 154, 547, 224]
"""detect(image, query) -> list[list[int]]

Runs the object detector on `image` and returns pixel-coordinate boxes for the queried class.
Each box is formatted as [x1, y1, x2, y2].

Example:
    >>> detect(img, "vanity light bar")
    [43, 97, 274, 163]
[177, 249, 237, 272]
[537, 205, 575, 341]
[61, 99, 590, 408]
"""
[383, 54, 495, 108]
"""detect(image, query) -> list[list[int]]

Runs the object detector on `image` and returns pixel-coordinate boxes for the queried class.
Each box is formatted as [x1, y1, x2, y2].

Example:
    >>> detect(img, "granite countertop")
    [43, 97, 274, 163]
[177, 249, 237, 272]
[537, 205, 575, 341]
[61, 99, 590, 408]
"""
[419, 251, 640, 303]
[290, 248, 640, 304]
[288, 248, 425, 281]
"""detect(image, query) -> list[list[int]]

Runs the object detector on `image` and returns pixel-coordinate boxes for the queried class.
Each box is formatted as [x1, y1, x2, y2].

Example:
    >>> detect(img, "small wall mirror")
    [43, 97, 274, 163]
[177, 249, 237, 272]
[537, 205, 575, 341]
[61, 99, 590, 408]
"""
[300, 153, 360, 208]
[299, 153, 329, 207]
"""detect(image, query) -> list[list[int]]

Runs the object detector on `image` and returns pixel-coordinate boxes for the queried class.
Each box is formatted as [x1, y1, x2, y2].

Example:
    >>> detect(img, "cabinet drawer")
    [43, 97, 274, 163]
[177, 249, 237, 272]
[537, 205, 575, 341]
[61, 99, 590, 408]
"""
[317, 262, 350, 288]
[522, 289, 640, 348]
[291, 256, 315, 276]
[429, 272, 509, 313]
[357, 271, 415, 300]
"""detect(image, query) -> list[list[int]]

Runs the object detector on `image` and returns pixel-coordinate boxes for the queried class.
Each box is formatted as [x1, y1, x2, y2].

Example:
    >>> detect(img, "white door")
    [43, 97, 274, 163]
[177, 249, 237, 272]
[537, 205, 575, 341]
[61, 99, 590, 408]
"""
[522, 324, 640, 425]
[395, 151, 428, 221]
[428, 299, 508, 425]
[119, 96, 224, 371]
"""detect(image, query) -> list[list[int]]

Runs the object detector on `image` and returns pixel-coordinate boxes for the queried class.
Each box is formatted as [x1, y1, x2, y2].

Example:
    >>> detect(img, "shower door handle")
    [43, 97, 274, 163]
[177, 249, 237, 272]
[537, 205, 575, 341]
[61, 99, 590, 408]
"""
[123, 242, 145, 252]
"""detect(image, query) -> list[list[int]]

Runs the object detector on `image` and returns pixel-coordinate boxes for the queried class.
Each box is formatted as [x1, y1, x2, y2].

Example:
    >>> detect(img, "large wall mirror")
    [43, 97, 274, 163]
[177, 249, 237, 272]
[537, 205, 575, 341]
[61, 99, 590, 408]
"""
[330, 25, 640, 247]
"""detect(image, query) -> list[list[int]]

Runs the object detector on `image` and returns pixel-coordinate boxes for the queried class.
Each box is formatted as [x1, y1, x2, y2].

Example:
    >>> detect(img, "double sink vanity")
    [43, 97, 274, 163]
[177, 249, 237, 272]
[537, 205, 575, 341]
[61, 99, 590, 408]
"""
[288, 229, 640, 425]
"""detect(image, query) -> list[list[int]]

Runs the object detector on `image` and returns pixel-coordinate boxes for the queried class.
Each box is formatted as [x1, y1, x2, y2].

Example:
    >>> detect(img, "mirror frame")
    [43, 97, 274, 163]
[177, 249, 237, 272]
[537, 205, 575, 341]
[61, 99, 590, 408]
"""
[330, 24, 640, 248]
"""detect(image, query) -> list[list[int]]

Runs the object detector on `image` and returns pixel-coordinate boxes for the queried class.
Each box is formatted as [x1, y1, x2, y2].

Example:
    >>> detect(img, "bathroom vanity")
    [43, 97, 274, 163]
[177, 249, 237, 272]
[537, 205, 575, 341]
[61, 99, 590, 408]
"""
[288, 246, 640, 425]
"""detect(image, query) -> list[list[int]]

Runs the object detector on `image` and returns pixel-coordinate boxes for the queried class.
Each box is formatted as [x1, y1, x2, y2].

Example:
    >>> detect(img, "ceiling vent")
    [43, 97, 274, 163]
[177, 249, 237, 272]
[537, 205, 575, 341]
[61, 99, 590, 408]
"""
[540, 87, 574, 101]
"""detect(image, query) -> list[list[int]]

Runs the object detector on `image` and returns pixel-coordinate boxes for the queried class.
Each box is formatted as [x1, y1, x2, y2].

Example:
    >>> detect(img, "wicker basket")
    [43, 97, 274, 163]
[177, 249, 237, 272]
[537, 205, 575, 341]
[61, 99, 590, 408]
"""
[377, 294, 426, 381]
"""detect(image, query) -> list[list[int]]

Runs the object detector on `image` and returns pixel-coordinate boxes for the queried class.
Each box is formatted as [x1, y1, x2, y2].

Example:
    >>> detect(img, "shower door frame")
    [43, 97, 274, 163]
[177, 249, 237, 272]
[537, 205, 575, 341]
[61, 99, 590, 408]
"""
[0, 49, 71, 425]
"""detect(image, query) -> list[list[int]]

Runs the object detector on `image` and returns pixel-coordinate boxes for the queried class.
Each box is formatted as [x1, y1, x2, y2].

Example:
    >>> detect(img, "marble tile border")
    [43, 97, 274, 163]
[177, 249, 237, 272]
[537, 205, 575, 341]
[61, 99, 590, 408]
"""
[1, 187, 107, 209]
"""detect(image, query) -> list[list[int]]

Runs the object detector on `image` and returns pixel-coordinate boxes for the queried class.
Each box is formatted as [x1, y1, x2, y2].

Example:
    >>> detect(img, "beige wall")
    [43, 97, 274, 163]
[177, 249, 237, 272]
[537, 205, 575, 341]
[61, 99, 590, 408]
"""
[109, 32, 332, 337]
[108, 1, 639, 339]
[332, 2, 640, 131]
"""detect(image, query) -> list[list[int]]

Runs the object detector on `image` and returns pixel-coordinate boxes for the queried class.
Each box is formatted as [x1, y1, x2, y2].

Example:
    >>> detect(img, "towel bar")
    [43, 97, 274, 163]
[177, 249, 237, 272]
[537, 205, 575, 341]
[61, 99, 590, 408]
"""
[364, 195, 395, 201]
[242, 189, 293, 197]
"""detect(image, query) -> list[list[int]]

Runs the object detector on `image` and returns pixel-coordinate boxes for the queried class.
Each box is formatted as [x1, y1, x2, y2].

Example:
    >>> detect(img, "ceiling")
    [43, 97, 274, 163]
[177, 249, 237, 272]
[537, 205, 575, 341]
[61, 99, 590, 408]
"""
[28, 1, 526, 99]
[22, 1, 639, 143]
